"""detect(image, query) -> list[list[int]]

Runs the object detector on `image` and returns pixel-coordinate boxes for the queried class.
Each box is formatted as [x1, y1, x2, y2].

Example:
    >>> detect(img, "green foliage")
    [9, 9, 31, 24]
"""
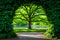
[44, 24, 54, 38]
[45, 1, 60, 38]
[0, 32, 16, 38]
[0, 0, 60, 39]
[0, 0, 17, 38]
[13, 3, 49, 28]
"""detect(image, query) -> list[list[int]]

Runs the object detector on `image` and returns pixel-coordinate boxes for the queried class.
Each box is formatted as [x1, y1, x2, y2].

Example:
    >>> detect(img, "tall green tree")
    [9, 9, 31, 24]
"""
[14, 4, 47, 29]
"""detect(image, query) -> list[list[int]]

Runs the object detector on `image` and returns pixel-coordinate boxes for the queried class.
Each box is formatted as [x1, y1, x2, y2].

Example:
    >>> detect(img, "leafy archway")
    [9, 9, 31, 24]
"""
[0, 0, 60, 39]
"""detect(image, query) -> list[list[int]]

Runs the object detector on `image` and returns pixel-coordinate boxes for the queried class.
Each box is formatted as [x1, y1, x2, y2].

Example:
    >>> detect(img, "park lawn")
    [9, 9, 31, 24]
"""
[14, 28, 47, 33]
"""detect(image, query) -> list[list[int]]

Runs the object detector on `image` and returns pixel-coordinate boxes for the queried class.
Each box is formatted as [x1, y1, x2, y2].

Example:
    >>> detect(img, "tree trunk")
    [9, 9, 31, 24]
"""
[28, 19, 32, 29]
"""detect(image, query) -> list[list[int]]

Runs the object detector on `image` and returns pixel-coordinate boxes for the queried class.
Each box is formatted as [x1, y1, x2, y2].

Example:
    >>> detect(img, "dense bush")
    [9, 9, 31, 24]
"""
[0, 32, 16, 38]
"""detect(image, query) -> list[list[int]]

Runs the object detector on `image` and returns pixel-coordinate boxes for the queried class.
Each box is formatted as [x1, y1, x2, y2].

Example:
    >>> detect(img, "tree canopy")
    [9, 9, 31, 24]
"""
[13, 3, 48, 29]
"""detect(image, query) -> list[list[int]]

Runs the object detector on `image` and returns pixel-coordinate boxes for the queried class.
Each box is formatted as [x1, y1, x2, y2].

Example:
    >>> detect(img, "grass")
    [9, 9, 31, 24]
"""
[14, 28, 47, 33]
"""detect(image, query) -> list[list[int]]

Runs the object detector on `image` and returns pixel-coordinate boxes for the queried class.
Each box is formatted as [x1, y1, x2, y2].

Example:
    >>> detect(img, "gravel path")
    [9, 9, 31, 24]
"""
[0, 32, 51, 40]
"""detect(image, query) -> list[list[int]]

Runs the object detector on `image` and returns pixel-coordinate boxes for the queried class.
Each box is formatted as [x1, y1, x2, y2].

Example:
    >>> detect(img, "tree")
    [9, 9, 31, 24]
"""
[14, 3, 47, 29]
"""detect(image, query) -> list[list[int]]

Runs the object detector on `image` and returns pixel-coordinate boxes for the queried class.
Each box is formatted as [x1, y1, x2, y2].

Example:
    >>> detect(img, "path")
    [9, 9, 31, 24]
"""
[0, 32, 51, 40]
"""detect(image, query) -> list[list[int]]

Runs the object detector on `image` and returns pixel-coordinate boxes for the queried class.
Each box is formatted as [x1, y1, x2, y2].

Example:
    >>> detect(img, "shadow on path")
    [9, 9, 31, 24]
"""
[0, 36, 51, 40]
[0, 32, 51, 40]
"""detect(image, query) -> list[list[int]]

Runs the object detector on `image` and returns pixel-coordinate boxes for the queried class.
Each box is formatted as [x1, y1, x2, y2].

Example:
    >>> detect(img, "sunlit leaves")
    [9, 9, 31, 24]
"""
[13, 3, 49, 27]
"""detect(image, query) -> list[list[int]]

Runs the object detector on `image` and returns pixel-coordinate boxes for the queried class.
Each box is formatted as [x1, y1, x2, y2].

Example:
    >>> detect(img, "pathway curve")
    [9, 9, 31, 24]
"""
[0, 32, 51, 40]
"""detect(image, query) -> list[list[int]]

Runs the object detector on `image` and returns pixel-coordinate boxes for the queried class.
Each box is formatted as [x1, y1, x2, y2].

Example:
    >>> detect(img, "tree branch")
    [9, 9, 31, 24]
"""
[19, 11, 28, 21]
[31, 19, 48, 24]
[14, 17, 27, 21]
[32, 17, 46, 22]
[31, 6, 40, 17]
[31, 14, 45, 19]
[22, 6, 29, 15]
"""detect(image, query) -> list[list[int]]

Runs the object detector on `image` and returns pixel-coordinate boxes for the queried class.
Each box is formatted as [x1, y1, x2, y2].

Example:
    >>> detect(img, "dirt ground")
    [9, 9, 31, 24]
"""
[0, 32, 52, 40]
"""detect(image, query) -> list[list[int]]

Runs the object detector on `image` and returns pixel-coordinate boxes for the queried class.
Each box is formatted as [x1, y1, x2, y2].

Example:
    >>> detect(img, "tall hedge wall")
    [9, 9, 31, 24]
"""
[0, 0, 60, 38]
[45, 0, 60, 38]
